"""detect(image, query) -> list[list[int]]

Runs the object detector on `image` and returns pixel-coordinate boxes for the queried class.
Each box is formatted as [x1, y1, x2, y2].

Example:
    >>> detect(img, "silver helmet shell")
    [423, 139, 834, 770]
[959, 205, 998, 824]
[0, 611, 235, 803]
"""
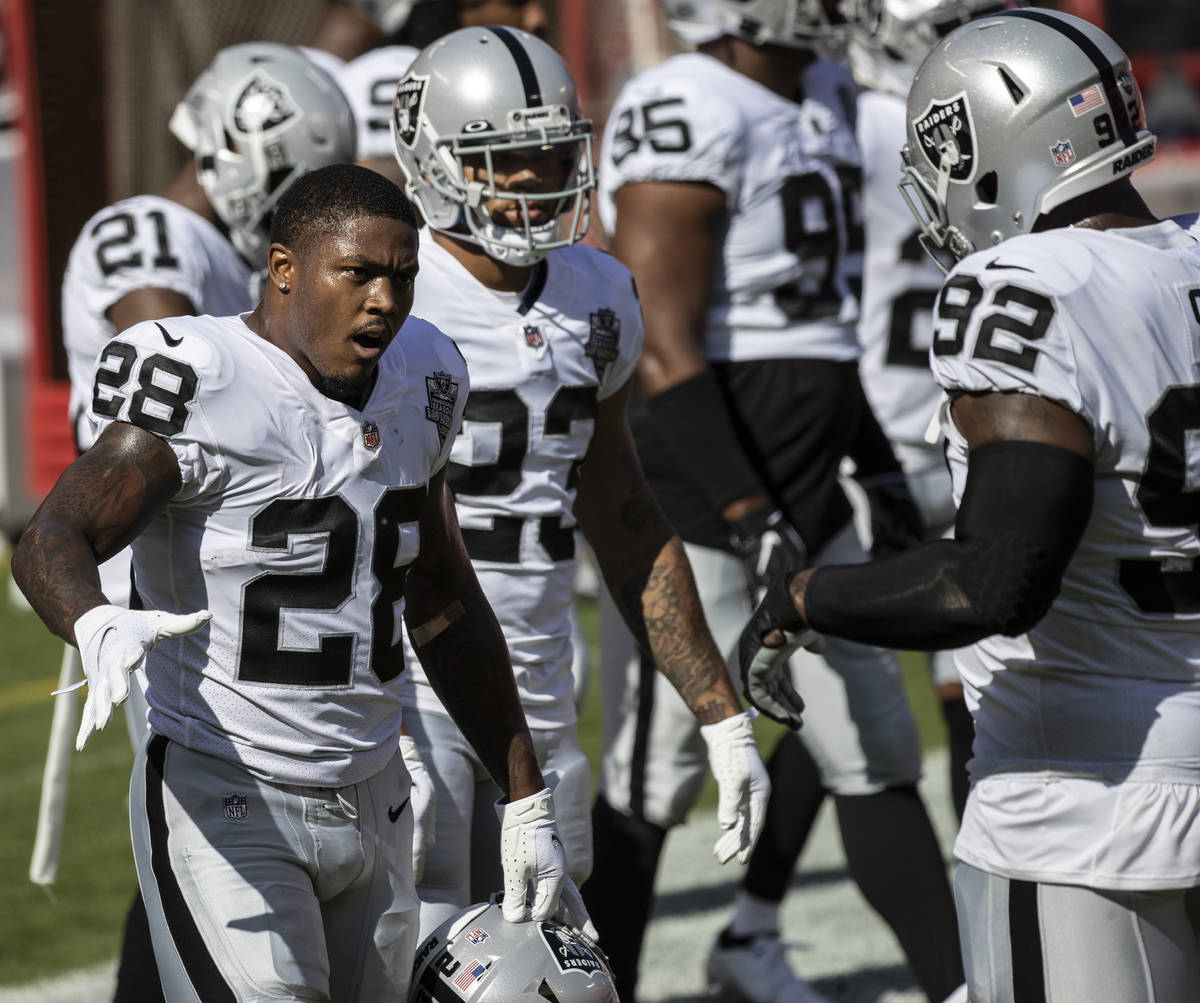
[390, 26, 594, 266]
[169, 43, 357, 265]
[899, 8, 1156, 264]
[409, 900, 618, 1002]
[846, 0, 1010, 96]
[659, 0, 852, 56]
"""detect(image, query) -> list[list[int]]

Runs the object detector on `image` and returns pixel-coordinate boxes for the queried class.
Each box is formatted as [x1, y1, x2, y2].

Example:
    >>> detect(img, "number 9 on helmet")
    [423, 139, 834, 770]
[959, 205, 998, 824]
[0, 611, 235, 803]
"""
[390, 26, 595, 267]
[410, 899, 618, 1002]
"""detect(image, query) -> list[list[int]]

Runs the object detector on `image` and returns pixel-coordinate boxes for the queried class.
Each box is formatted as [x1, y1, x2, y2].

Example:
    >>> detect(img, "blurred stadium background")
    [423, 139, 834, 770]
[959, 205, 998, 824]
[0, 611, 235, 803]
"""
[1, 0, 1200, 998]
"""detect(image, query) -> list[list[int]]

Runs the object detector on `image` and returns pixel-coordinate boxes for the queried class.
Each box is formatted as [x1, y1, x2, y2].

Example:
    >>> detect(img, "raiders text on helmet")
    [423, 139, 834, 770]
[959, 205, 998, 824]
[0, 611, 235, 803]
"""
[410, 900, 618, 1002]
[898, 8, 1156, 265]
[659, 0, 853, 56]
[390, 26, 594, 266]
[169, 43, 357, 266]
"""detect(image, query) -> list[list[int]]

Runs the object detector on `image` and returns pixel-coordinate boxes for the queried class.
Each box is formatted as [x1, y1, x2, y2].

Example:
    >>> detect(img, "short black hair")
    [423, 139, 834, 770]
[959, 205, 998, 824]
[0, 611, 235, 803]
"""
[270, 163, 417, 251]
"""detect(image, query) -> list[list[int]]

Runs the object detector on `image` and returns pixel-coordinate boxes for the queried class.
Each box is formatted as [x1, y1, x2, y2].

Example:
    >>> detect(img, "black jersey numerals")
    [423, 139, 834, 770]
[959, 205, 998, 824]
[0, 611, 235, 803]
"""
[91, 341, 198, 437]
[609, 98, 693, 167]
[91, 208, 180, 277]
[366, 76, 401, 134]
[933, 276, 1054, 373]
[1119, 385, 1200, 615]
[447, 385, 599, 564]
[772, 167, 863, 322]
[884, 230, 939, 369]
[238, 486, 426, 686]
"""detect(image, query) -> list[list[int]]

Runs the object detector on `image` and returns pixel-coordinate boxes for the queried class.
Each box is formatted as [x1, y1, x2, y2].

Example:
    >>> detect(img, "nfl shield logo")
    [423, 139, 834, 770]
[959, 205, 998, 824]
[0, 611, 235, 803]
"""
[1050, 139, 1075, 167]
[912, 93, 977, 184]
[361, 421, 381, 450]
[524, 325, 545, 349]
[223, 793, 248, 822]
[466, 927, 489, 945]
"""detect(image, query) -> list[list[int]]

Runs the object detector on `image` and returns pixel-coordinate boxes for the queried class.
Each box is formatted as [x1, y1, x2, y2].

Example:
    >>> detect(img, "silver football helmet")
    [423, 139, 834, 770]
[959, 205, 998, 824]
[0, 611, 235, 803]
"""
[846, 0, 1010, 96]
[391, 26, 594, 266]
[169, 43, 357, 265]
[409, 900, 618, 1002]
[899, 8, 1156, 266]
[660, 0, 852, 55]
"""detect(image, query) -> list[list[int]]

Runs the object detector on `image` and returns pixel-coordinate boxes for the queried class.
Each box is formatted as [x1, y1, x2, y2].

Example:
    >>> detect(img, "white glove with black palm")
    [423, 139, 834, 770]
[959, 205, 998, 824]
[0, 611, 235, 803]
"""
[699, 710, 770, 864]
[399, 734, 435, 882]
[496, 787, 590, 928]
[71, 604, 211, 751]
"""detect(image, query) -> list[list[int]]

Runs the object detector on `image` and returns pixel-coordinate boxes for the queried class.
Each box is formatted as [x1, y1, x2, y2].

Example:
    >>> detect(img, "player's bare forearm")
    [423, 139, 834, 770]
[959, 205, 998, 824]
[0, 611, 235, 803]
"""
[577, 399, 741, 725]
[404, 475, 545, 801]
[12, 423, 180, 643]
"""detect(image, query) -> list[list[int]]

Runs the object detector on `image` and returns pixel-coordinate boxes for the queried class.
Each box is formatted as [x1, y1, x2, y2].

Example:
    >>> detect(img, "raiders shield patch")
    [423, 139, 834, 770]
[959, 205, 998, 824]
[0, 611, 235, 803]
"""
[424, 370, 460, 446]
[912, 93, 977, 184]
[538, 922, 608, 978]
[393, 75, 428, 149]
[232, 72, 299, 135]
[586, 309, 620, 381]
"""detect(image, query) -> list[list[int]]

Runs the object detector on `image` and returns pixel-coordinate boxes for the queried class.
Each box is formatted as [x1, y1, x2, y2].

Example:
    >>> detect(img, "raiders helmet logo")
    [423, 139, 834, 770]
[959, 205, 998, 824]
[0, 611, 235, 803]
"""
[393, 75, 428, 149]
[913, 93, 977, 184]
[538, 923, 609, 978]
[232, 72, 299, 135]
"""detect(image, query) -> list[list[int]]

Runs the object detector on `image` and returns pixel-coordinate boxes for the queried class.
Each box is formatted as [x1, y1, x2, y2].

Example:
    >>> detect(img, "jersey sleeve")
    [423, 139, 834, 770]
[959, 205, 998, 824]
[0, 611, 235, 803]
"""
[588, 253, 645, 401]
[410, 319, 471, 475]
[86, 318, 230, 501]
[66, 198, 216, 321]
[928, 235, 1095, 431]
[599, 64, 748, 210]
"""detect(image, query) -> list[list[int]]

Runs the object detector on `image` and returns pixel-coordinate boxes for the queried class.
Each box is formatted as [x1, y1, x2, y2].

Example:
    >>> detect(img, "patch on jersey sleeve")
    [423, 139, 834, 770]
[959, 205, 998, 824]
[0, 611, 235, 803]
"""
[424, 370, 460, 446]
[912, 93, 976, 184]
[586, 308, 620, 381]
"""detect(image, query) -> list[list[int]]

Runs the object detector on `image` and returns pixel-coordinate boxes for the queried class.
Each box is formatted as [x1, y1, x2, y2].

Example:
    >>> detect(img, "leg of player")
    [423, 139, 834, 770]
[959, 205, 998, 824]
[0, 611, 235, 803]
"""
[706, 734, 830, 1003]
[130, 736, 419, 999]
[957, 863, 1200, 1003]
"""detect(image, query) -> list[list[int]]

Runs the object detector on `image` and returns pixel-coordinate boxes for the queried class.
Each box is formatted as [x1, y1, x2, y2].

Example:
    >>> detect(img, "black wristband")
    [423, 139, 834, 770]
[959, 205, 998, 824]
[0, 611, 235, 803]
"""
[645, 369, 765, 511]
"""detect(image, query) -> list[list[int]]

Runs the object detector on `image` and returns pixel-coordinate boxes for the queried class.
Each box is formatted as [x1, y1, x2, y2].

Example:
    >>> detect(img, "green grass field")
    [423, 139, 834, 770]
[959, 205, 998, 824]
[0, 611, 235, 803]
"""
[0, 566, 946, 989]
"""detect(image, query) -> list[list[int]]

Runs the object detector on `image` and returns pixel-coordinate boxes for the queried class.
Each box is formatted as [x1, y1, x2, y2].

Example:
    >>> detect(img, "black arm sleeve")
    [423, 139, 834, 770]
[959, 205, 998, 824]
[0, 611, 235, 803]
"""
[645, 368, 766, 511]
[804, 440, 1094, 650]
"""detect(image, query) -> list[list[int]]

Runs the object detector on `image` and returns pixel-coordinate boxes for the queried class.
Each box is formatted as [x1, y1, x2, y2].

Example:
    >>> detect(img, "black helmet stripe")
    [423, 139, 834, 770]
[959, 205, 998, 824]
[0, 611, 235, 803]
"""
[994, 9, 1136, 145]
[487, 26, 544, 107]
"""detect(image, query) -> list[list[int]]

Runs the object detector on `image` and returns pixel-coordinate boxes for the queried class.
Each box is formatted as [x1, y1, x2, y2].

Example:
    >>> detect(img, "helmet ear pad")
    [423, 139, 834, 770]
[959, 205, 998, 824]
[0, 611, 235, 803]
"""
[409, 899, 617, 1002]
[170, 43, 358, 265]
[391, 27, 595, 266]
[899, 8, 1155, 262]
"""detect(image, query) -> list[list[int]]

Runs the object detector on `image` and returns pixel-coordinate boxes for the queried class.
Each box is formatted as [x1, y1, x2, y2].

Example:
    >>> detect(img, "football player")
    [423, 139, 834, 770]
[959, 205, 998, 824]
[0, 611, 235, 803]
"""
[335, 0, 549, 185]
[588, 1, 962, 1001]
[847, 0, 1009, 823]
[49, 42, 357, 1002]
[741, 9, 1200, 1000]
[389, 25, 769, 943]
[15, 163, 583, 1000]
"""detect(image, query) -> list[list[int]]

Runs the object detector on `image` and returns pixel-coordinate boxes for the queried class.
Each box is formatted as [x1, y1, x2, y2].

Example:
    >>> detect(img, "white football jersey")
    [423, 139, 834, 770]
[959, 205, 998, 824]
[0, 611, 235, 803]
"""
[337, 44, 419, 162]
[62, 195, 255, 451]
[402, 237, 644, 729]
[933, 219, 1200, 888]
[856, 89, 945, 473]
[89, 312, 468, 787]
[598, 54, 862, 364]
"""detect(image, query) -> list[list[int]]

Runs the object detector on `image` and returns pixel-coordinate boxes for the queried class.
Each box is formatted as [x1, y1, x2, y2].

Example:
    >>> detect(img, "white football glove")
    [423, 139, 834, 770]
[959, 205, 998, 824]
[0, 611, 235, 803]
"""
[398, 734, 435, 882]
[700, 710, 771, 864]
[71, 604, 211, 751]
[496, 787, 589, 926]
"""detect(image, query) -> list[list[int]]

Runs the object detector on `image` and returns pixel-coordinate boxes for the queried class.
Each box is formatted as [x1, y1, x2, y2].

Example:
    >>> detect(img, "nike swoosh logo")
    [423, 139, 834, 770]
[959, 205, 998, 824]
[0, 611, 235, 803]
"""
[985, 258, 1034, 273]
[388, 797, 409, 823]
[156, 322, 183, 347]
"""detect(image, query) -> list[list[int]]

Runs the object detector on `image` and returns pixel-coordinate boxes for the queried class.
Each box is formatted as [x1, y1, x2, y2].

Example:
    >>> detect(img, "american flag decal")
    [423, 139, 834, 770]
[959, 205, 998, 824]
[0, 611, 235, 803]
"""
[453, 961, 486, 990]
[1068, 85, 1104, 117]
